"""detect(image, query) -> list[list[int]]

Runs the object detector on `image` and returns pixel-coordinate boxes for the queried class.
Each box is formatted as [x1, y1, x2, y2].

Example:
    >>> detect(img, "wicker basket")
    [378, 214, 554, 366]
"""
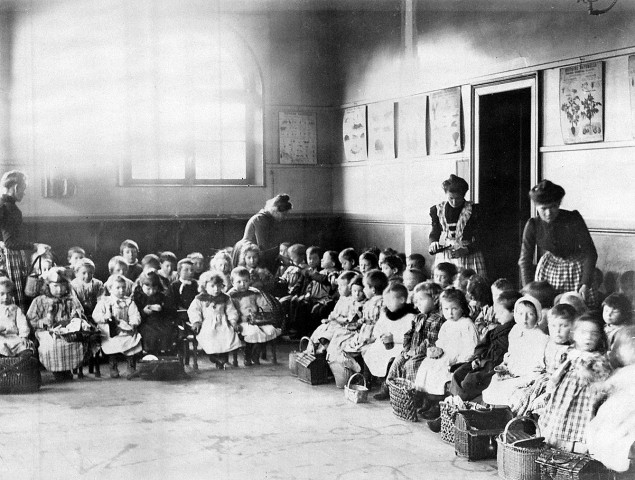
[0, 356, 42, 394]
[127, 356, 185, 381]
[454, 407, 513, 461]
[330, 361, 353, 389]
[295, 341, 330, 386]
[497, 416, 547, 480]
[344, 373, 369, 404]
[387, 378, 418, 422]
[288, 337, 310, 377]
[536, 447, 614, 480]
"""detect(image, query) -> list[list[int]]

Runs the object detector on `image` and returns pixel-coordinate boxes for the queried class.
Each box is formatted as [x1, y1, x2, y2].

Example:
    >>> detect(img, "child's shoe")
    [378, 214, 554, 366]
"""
[373, 382, 390, 401]
[251, 344, 261, 365]
[420, 403, 441, 420]
[126, 356, 136, 376]
[427, 417, 442, 433]
[109, 358, 120, 379]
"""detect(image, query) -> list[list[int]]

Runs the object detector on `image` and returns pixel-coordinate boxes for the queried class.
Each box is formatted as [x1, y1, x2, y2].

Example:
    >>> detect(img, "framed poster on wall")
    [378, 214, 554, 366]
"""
[559, 61, 604, 144]
[343, 105, 367, 162]
[368, 101, 395, 160]
[429, 87, 462, 154]
[279, 112, 317, 164]
[397, 95, 427, 158]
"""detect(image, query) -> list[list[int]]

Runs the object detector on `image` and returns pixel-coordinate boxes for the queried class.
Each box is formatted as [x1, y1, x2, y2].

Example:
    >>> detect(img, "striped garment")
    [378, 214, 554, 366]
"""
[0, 247, 31, 312]
[535, 252, 599, 308]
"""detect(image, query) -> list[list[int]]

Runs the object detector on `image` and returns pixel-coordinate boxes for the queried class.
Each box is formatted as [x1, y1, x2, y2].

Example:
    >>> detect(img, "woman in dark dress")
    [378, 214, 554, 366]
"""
[0, 170, 49, 311]
[518, 180, 598, 306]
[428, 175, 487, 278]
[232, 194, 292, 270]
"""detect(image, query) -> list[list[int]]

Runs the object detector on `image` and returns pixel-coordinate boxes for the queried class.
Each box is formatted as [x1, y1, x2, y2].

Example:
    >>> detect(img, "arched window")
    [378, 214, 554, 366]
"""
[121, 22, 263, 186]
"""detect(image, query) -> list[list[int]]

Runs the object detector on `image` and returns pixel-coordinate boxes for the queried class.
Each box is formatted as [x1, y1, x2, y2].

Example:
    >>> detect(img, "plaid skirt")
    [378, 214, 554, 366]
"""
[434, 250, 487, 279]
[36, 331, 85, 372]
[0, 248, 31, 312]
[535, 252, 599, 307]
[387, 352, 427, 384]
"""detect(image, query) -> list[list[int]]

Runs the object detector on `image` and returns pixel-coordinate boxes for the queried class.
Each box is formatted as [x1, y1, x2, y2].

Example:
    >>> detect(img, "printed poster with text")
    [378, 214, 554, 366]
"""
[559, 61, 604, 144]
[430, 87, 462, 154]
[279, 112, 317, 164]
[368, 101, 395, 161]
[397, 95, 427, 158]
[343, 106, 368, 162]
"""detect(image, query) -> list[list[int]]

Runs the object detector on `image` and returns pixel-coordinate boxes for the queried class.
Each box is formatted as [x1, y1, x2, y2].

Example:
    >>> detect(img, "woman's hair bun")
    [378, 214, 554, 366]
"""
[268, 193, 293, 212]
[441, 174, 469, 196]
[529, 180, 565, 204]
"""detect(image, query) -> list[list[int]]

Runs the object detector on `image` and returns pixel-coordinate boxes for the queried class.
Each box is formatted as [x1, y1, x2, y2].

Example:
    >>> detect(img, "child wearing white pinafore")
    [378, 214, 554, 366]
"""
[0, 277, 34, 357]
[482, 295, 549, 406]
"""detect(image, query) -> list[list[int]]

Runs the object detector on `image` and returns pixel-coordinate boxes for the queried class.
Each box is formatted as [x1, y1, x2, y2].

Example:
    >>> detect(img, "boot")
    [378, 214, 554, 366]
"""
[232, 350, 239, 367]
[373, 380, 390, 401]
[243, 344, 253, 367]
[126, 355, 136, 375]
[109, 356, 120, 379]
[251, 343, 261, 365]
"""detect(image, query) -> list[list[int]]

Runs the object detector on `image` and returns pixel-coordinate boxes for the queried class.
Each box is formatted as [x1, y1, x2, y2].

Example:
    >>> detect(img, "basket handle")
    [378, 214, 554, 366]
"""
[298, 336, 312, 353]
[347, 372, 366, 389]
[30, 254, 43, 274]
[502, 415, 541, 443]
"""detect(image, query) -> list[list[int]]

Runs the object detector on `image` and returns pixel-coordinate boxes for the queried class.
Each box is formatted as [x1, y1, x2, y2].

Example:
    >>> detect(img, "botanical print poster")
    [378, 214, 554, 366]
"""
[429, 87, 461, 154]
[629, 56, 635, 138]
[397, 95, 427, 158]
[368, 101, 395, 161]
[559, 61, 604, 144]
[343, 105, 367, 162]
[279, 112, 317, 164]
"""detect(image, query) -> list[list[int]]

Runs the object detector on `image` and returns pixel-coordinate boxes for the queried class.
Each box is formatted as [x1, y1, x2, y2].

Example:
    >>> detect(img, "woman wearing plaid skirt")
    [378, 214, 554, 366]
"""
[519, 180, 598, 308]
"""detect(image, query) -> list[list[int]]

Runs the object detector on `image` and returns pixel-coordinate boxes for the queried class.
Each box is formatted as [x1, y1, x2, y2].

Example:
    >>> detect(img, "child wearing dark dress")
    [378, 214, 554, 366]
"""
[120, 239, 143, 282]
[170, 258, 199, 310]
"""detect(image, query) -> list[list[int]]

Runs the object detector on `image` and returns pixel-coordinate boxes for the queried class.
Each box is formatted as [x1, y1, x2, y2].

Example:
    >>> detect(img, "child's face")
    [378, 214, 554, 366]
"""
[111, 264, 126, 276]
[233, 275, 250, 292]
[205, 282, 224, 297]
[433, 269, 451, 288]
[192, 258, 204, 273]
[339, 257, 354, 271]
[122, 247, 138, 264]
[307, 253, 320, 270]
[383, 291, 405, 313]
[515, 302, 538, 329]
[363, 279, 375, 299]
[603, 305, 624, 326]
[548, 315, 572, 344]
[406, 258, 417, 270]
[573, 320, 601, 352]
[321, 252, 335, 270]
[244, 252, 259, 270]
[49, 281, 68, 298]
[413, 292, 434, 314]
[279, 244, 288, 257]
[402, 271, 418, 291]
[68, 252, 84, 266]
[212, 258, 230, 274]
[290, 252, 303, 266]
[0, 285, 13, 305]
[467, 293, 482, 310]
[337, 279, 352, 297]
[141, 284, 157, 297]
[111, 281, 126, 299]
[441, 299, 463, 321]
[179, 264, 194, 281]
[359, 257, 373, 274]
[41, 259, 53, 273]
[494, 301, 514, 324]
[381, 264, 396, 279]
[351, 284, 365, 303]
[76, 266, 93, 284]
[378, 252, 387, 266]
[160, 261, 173, 276]
[491, 286, 504, 303]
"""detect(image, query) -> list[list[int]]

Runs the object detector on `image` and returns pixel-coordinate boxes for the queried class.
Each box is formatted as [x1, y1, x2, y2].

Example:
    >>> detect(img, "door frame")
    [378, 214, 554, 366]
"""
[471, 74, 539, 206]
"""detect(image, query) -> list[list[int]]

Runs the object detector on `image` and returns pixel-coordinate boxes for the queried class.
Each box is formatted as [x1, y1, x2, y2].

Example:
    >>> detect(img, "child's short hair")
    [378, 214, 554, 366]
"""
[381, 247, 398, 258]
[383, 255, 404, 273]
[434, 262, 458, 279]
[548, 303, 577, 323]
[573, 314, 608, 353]
[287, 244, 307, 261]
[210, 251, 233, 271]
[198, 271, 226, 292]
[496, 290, 522, 312]
[439, 287, 470, 316]
[188, 252, 204, 261]
[338, 271, 359, 284]
[231, 266, 250, 281]
[363, 246, 381, 258]
[350, 276, 364, 290]
[555, 291, 588, 316]
[592, 268, 604, 288]
[610, 324, 635, 368]
[67, 246, 86, 261]
[466, 274, 492, 305]
[602, 293, 633, 323]
[159, 251, 178, 266]
[406, 253, 426, 271]
[74, 258, 95, 273]
[413, 280, 443, 306]
[454, 268, 477, 291]
[384, 282, 408, 300]
[106, 274, 128, 291]
[521, 281, 556, 309]
[120, 239, 139, 254]
[492, 278, 515, 292]
[359, 251, 379, 269]
[339, 248, 358, 266]
[138, 271, 163, 290]
[177, 258, 194, 273]
[0, 277, 15, 292]
[364, 269, 389, 295]
[141, 254, 160, 271]
[108, 256, 129, 274]
[618, 270, 635, 292]
[239, 243, 261, 266]
[306, 246, 322, 258]
[323, 250, 341, 270]
[403, 268, 426, 284]
[279, 242, 291, 250]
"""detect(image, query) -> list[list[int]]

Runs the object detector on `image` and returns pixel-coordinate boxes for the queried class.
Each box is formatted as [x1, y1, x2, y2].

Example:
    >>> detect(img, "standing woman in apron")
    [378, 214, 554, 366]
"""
[0, 171, 49, 311]
[519, 180, 598, 307]
[428, 175, 487, 278]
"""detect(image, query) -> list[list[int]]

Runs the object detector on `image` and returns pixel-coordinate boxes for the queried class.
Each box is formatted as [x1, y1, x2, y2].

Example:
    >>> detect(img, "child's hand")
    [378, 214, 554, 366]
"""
[321, 318, 329, 324]
[143, 305, 154, 315]
[427, 346, 443, 359]
[192, 323, 201, 334]
[471, 359, 481, 370]
[551, 358, 571, 384]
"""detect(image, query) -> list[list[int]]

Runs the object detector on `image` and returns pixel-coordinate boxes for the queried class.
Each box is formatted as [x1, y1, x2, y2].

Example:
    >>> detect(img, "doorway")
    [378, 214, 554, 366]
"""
[473, 77, 538, 287]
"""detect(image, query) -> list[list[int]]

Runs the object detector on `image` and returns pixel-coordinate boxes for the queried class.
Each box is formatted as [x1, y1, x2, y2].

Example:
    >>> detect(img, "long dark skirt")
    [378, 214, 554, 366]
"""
[1, 248, 30, 312]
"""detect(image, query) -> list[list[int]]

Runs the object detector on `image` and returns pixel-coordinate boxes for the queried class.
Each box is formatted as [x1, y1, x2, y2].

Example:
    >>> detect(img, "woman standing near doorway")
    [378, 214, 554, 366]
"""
[518, 180, 598, 306]
[428, 175, 487, 278]
[0, 170, 49, 311]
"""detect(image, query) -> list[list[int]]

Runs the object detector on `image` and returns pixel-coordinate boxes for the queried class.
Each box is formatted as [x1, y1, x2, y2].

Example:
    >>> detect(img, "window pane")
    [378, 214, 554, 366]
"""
[221, 142, 246, 179]
[221, 103, 246, 141]
[194, 140, 221, 179]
